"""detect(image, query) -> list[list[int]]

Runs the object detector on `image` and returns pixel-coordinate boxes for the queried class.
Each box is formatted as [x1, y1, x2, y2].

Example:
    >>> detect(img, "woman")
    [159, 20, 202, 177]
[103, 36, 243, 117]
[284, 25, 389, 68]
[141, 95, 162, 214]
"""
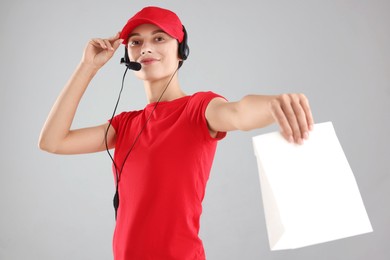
[39, 6, 313, 260]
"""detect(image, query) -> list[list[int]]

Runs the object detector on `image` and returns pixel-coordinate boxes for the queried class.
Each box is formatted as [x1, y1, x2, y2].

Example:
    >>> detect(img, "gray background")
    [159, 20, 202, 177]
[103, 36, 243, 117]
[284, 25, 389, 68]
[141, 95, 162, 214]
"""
[1, 0, 389, 259]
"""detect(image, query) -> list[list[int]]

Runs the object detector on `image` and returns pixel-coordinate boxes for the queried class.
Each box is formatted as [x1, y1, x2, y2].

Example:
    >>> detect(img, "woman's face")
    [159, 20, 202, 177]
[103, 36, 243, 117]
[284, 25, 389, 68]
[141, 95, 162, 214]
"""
[126, 23, 181, 82]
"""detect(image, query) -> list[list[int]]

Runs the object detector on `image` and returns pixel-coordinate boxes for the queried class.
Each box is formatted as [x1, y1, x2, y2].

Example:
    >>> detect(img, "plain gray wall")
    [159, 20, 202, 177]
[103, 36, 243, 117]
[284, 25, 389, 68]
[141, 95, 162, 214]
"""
[1, 0, 389, 259]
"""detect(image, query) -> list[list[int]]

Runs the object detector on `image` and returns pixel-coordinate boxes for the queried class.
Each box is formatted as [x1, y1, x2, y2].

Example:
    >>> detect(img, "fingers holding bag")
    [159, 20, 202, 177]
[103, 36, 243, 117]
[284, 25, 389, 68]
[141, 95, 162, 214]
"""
[270, 93, 314, 144]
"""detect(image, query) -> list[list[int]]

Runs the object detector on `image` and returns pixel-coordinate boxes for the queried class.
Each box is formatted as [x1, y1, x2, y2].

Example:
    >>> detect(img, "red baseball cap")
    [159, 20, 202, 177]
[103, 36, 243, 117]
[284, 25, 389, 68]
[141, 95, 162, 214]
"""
[119, 6, 184, 45]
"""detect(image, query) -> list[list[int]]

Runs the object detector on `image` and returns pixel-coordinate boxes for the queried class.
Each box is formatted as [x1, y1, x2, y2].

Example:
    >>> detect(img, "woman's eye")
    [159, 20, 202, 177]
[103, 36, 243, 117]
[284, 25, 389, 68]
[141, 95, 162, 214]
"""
[129, 40, 141, 47]
[155, 36, 164, 42]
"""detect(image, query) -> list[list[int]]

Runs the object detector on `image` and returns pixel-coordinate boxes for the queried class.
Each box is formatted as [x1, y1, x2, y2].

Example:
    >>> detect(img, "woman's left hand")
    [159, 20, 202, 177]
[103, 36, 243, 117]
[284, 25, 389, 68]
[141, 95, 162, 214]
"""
[269, 93, 314, 144]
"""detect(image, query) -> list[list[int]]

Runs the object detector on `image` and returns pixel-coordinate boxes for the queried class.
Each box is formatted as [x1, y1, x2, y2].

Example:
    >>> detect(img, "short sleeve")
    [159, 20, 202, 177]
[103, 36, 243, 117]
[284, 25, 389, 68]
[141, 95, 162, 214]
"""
[108, 111, 127, 134]
[186, 91, 227, 141]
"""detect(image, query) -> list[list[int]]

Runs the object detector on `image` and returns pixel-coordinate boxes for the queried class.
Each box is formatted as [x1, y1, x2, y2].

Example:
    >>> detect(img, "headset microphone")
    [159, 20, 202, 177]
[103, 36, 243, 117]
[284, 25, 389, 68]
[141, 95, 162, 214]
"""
[121, 47, 142, 71]
[120, 57, 142, 71]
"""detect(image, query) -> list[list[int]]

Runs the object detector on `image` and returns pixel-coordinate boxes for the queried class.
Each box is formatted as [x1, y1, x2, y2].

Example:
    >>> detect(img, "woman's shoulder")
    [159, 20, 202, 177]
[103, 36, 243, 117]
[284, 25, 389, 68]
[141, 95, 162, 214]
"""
[189, 91, 226, 103]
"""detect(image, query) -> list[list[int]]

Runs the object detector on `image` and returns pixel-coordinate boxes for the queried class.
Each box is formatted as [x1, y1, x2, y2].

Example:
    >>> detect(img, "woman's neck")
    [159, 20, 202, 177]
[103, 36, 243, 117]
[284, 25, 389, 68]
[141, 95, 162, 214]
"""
[143, 74, 186, 103]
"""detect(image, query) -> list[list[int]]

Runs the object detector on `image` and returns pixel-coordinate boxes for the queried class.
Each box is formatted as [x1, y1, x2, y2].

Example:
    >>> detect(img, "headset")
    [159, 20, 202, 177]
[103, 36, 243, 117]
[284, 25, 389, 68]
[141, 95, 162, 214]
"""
[120, 25, 190, 69]
[107, 25, 190, 220]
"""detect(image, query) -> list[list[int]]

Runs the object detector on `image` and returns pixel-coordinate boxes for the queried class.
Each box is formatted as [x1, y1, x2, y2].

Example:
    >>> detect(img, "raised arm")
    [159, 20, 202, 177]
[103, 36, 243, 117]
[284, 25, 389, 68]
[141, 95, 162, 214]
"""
[38, 33, 123, 154]
[206, 94, 314, 144]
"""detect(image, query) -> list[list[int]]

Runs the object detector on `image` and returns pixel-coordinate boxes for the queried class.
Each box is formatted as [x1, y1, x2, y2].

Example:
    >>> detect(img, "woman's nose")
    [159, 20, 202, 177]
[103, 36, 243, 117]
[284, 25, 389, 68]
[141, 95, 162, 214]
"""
[141, 49, 152, 55]
[141, 42, 153, 55]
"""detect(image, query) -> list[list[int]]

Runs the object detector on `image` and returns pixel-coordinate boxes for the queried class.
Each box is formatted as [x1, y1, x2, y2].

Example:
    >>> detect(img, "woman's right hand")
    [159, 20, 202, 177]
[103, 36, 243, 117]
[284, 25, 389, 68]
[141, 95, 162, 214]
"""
[81, 32, 123, 69]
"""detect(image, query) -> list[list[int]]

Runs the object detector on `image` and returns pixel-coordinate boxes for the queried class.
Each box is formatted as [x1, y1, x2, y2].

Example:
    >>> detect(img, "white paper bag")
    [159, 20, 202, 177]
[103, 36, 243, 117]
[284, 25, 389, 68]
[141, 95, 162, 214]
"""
[252, 122, 373, 250]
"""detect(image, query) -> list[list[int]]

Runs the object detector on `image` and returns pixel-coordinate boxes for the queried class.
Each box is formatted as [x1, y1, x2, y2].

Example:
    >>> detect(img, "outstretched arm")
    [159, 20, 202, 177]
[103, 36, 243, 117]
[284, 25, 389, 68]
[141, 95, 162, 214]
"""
[38, 33, 123, 154]
[206, 94, 314, 144]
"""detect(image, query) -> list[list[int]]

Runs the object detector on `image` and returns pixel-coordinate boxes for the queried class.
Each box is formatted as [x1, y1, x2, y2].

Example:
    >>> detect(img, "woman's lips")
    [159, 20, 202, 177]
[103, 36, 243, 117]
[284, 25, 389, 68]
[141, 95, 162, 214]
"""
[140, 58, 158, 65]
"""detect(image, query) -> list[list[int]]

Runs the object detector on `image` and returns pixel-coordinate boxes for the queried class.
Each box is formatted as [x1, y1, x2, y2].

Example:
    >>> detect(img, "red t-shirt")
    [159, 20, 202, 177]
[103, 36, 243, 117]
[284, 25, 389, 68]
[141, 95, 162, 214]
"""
[110, 91, 226, 260]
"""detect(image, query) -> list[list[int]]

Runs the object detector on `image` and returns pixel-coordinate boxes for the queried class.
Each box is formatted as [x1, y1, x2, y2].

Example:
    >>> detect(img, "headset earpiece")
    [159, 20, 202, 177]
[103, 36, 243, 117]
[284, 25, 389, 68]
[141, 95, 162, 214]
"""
[178, 25, 190, 68]
[178, 25, 189, 60]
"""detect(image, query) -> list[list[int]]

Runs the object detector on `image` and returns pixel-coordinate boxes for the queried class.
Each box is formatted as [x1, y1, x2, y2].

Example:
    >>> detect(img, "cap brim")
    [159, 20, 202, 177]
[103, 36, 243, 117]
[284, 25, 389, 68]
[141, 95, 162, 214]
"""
[120, 18, 172, 45]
